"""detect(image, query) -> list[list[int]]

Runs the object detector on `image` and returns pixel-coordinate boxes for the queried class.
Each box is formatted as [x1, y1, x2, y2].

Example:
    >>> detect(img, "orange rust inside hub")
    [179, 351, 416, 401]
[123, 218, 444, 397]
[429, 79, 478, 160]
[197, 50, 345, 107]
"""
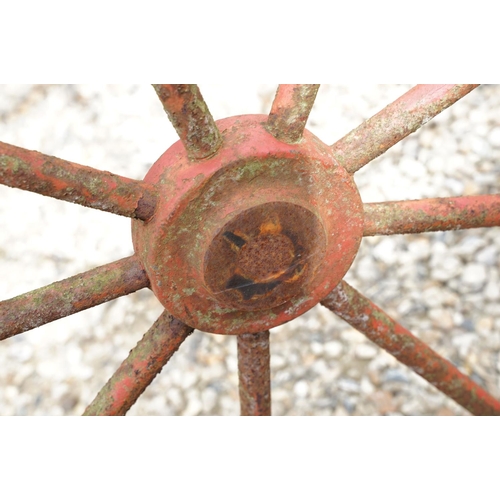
[132, 114, 364, 335]
[204, 202, 326, 311]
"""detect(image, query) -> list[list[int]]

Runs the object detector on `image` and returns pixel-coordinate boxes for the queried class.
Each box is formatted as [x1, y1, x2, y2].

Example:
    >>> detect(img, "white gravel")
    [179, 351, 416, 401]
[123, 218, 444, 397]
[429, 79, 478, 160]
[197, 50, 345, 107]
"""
[1, 84, 500, 415]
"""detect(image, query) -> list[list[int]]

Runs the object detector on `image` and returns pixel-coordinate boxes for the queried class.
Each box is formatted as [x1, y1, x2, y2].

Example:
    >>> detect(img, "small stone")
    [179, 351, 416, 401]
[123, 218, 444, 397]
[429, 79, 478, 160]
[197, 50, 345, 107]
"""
[476, 245, 497, 265]
[337, 377, 360, 393]
[407, 238, 431, 260]
[461, 263, 487, 292]
[372, 238, 398, 266]
[453, 236, 485, 257]
[201, 387, 218, 414]
[59, 392, 78, 413]
[382, 368, 409, 384]
[355, 343, 378, 360]
[369, 391, 397, 414]
[488, 126, 500, 147]
[355, 255, 381, 282]
[184, 389, 202, 416]
[294, 380, 309, 398]
[430, 255, 461, 281]
[324, 341, 343, 358]
[452, 333, 477, 357]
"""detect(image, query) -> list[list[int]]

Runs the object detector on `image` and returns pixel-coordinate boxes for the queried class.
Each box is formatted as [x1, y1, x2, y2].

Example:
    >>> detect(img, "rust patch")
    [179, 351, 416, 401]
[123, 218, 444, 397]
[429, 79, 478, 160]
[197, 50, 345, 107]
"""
[153, 84, 222, 160]
[0, 256, 149, 340]
[0, 141, 157, 220]
[84, 310, 193, 416]
[363, 195, 500, 236]
[266, 84, 320, 144]
[322, 281, 500, 416]
[237, 330, 271, 416]
[204, 202, 326, 311]
[331, 84, 479, 174]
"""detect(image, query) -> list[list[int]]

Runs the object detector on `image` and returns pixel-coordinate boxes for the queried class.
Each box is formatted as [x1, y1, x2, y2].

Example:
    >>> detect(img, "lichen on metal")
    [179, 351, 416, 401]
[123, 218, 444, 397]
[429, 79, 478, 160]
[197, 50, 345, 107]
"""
[322, 280, 500, 416]
[363, 195, 500, 236]
[0, 141, 158, 220]
[132, 114, 363, 334]
[331, 84, 479, 174]
[0, 256, 149, 340]
[152, 84, 222, 160]
[266, 84, 320, 143]
[84, 311, 193, 416]
[237, 330, 271, 416]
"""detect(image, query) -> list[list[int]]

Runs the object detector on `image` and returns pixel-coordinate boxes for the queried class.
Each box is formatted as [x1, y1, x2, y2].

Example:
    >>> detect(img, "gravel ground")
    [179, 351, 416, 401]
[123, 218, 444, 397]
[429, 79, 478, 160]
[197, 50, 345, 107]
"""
[1, 84, 499, 416]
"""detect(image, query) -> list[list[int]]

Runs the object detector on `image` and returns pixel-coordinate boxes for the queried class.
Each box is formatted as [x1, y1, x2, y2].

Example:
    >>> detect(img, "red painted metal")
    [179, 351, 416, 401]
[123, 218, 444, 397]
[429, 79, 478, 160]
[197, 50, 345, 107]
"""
[0, 141, 157, 220]
[331, 84, 479, 174]
[84, 311, 193, 416]
[266, 84, 320, 143]
[322, 281, 500, 416]
[237, 331, 271, 416]
[152, 84, 222, 160]
[132, 114, 364, 334]
[364, 195, 500, 236]
[0, 256, 149, 340]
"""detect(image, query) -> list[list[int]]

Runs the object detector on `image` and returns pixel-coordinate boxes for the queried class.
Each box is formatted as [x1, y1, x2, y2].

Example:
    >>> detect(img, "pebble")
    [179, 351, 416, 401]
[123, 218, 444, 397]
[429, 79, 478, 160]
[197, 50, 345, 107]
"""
[324, 341, 343, 359]
[460, 263, 487, 292]
[355, 344, 378, 360]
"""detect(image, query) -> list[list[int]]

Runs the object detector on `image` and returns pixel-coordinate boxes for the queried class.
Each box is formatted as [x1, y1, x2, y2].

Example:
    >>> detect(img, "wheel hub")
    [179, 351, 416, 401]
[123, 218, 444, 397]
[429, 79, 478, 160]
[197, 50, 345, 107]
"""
[132, 114, 364, 334]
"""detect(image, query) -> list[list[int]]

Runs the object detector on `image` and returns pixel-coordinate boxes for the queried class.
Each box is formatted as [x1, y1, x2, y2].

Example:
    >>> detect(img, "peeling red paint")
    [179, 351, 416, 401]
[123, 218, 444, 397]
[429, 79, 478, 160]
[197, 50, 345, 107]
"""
[0, 256, 149, 340]
[363, 195, 500, 235]
[266, 84, 320, 143]
[237, 331, 271, 416]
[331, 84, 479, 174]
[84, 312, 192, 416]
[0, 141, 157, 220]
[322, 281, 500, 416]
[153, 84, 222, 160]
[132, 114, 364, 334]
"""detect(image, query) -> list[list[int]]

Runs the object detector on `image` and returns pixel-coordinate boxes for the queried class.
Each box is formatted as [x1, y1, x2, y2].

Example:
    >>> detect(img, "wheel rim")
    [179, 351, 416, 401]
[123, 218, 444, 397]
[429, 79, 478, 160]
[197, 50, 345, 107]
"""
[0, 84, 500, 416]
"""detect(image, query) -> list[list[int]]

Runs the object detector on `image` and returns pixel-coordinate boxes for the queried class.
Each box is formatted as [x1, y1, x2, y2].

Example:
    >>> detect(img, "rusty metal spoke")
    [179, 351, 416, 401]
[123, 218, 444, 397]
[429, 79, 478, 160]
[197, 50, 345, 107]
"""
[152, 84, 222, 160]
[0, 141, 157, 220]
[322, 280, 500, 416]
[0, 256, 149, 340]
[237, 330, 271, 416]
[363, 194, 500, 236]
[266, 84, 320, 144]
[331, 84, 479, 174]
[84, 311, 193, 416]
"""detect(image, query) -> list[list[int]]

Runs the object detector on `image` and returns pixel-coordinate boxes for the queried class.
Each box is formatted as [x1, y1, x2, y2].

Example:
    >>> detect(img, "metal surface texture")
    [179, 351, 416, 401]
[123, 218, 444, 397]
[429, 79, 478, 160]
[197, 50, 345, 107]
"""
[1, 83, 498, 416]
[266, 84, 320, 143]
[132, 114, 363, 334]
[331, 84, 479, 174]
[322, 281, 500, 416]
[152, 84, 222, 160]
[363, 195, 500, 236]
[0, 140, 157, 220]
[0, 256, 149, 340]
[237, 331, 271, 416]
[84, 312, 193, 416]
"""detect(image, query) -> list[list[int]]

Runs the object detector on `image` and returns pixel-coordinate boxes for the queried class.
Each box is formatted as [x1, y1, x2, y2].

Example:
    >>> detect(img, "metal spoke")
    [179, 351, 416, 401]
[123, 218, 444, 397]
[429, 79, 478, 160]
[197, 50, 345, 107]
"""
[322, 281, 500, 416]
[84, 311, 193, 416]
[331, 84, 479, 174]
[152, 84, 222, 160]
[0, 141, 157, 220]
[237, 330, 271, 416]
[363, 195, 500, 236]
[0, 256, 149, 340]
[266, 84, 320, 143]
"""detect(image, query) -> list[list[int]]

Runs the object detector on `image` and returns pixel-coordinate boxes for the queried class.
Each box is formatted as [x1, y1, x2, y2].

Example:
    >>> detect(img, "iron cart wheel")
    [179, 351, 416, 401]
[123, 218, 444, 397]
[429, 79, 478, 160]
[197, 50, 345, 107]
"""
[1, 84, 499, 415]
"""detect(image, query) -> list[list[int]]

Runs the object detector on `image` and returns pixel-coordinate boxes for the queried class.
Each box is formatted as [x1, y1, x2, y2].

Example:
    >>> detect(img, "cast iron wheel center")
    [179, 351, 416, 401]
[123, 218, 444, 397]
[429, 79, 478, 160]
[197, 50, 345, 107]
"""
[132, 114, 364, 334]
[203, 202, 327, 311]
